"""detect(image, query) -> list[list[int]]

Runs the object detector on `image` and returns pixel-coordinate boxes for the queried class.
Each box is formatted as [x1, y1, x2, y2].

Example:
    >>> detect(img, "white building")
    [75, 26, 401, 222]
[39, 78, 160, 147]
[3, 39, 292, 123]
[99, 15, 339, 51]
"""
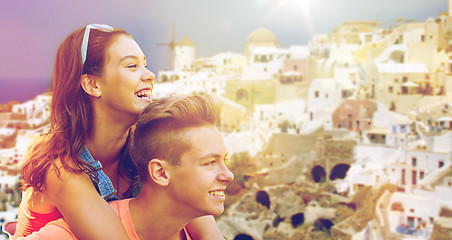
[306, 78, 343, 129]
[196, 52, 246, 75]
[253, 99, 306, 135]
[10, 93, 50, 130]
[244, 46, 289, 79]
[180, 71, 227, 95]
[0, 171, 19, 191]
[385, 187, 452, 237]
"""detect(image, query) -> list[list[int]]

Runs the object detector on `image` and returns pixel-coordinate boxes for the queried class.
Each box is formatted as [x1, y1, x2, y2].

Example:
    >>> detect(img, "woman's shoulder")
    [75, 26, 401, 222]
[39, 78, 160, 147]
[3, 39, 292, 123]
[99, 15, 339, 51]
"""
[23, 186, 58, 214]
[45, 156, 80, 181]
[44, 157, 94, 197]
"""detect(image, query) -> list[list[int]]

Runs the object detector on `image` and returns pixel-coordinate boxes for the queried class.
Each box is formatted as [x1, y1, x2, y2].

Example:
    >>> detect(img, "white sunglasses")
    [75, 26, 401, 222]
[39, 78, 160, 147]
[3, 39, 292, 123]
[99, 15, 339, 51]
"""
[81, 24, 114, 65]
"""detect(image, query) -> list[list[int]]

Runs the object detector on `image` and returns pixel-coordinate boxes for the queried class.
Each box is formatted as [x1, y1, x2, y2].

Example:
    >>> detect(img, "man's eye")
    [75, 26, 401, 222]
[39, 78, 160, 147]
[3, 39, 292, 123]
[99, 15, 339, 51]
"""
[128, 64, 137, 68]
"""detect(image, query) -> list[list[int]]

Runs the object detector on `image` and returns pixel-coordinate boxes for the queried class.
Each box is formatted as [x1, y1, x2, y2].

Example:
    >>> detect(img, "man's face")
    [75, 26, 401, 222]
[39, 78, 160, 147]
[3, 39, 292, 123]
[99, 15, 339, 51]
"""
[167, 125, 234, 217]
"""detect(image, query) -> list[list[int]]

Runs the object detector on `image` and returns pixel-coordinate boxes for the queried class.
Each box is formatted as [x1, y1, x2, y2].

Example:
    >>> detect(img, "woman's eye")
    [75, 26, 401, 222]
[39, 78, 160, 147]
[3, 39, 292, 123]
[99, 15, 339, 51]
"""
[206, 161, 215, 166]
[127, 64, 137, 68]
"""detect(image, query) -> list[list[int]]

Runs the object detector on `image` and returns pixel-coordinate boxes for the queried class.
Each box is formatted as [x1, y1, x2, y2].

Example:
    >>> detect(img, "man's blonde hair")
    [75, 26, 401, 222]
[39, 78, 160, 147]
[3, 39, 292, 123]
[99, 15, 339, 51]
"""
[132, 94, 221, 182]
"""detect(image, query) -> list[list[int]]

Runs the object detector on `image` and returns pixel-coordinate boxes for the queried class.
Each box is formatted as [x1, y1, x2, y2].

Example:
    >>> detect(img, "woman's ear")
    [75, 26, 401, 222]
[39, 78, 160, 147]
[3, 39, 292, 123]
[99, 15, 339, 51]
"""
[80, 74, 101, 97]
[148, 159, 170, 186]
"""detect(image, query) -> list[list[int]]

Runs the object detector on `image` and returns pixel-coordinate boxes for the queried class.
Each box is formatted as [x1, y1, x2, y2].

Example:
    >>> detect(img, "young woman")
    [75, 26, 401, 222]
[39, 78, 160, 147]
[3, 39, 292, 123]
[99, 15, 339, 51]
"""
[13, 24, 223, 240]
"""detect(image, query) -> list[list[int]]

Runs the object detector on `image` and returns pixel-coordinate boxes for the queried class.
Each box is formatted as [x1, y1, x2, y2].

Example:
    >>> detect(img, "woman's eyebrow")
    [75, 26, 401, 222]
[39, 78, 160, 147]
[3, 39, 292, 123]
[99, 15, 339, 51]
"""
[120, 55, 139, 62]
[120, 55, 146, 63]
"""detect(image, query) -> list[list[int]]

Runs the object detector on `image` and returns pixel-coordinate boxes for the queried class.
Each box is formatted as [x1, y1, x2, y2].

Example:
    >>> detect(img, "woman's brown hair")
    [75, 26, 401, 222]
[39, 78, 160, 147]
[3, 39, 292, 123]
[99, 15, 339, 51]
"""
[21, 25, 134, 192]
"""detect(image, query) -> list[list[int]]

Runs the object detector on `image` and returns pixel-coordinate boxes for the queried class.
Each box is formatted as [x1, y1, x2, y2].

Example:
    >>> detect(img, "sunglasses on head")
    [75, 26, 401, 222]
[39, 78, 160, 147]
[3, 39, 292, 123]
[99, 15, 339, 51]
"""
[81, 24, 114, 65]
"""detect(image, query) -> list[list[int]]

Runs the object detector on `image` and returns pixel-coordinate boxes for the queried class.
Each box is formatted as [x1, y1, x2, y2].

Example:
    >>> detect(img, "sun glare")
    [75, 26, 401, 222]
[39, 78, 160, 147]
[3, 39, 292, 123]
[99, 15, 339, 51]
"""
[265, 0, 314, 35]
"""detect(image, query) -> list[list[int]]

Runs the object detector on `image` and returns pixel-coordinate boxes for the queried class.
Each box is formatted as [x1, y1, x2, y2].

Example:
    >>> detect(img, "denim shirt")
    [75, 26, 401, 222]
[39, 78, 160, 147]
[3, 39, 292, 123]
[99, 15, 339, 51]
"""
[79, 146, 120, 202]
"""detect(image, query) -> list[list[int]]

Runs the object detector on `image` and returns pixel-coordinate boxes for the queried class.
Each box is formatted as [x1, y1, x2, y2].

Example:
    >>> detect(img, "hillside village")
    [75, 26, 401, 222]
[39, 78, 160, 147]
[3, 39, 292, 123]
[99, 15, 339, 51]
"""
[3, 2, 452, 240]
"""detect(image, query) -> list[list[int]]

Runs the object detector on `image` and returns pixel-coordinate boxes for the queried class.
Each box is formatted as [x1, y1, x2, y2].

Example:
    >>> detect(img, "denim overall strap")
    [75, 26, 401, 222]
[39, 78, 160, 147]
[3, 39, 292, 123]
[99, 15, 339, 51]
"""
[79, 147, 120, 201]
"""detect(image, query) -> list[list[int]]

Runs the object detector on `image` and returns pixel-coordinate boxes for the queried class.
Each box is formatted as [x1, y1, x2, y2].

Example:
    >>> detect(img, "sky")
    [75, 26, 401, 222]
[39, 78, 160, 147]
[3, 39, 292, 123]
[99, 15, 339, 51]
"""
[0, 0, 448, 103]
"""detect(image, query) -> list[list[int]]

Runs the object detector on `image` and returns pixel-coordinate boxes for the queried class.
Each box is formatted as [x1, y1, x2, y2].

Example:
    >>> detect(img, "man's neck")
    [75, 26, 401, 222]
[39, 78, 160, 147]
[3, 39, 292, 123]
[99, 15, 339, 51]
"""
[128, 189, 193, 240]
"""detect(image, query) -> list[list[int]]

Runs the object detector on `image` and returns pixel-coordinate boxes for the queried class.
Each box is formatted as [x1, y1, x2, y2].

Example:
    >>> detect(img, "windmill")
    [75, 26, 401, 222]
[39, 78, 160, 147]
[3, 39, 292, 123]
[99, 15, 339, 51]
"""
[156, 23, 176, 70]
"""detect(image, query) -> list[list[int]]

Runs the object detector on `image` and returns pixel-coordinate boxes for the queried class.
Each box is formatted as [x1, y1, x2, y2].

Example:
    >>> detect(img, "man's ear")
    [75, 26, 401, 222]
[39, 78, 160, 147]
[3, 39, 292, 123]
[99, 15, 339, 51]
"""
[148, 159, 170, 186]
[80, 74, 102, 97]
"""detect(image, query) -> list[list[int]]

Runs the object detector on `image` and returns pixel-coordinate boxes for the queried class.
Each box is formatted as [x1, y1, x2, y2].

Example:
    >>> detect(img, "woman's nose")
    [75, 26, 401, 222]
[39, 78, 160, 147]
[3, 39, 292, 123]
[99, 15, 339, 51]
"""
[142, 68, 155, 82]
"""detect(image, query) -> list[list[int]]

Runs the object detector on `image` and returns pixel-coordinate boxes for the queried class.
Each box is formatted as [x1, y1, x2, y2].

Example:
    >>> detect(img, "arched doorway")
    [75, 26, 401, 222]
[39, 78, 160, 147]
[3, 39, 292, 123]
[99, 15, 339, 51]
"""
[234, 234, 254, 240]
[291, 212, 304, 228]
[329, 163, 350, 181]
[311, 165, 326, 183]
[256, 190, 270, 209]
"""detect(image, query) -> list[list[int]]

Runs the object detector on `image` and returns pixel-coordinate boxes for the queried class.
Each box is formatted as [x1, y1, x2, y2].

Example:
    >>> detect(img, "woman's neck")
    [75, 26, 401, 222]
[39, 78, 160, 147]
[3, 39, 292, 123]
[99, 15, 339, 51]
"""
[87, 103, 136, 165]
[85, 132, 128, 165]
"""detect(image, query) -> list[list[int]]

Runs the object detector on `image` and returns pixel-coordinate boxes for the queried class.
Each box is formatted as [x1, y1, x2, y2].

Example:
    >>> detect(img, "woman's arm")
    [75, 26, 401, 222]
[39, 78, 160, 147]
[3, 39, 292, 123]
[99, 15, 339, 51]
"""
[185, 215, 224, 240]
[45, 165, 130, 240]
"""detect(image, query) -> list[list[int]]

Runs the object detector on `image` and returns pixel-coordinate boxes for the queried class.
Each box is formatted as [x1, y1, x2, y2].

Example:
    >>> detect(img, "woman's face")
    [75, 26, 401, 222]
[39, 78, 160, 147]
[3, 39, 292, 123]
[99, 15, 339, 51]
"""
[97, 34, 155, 117]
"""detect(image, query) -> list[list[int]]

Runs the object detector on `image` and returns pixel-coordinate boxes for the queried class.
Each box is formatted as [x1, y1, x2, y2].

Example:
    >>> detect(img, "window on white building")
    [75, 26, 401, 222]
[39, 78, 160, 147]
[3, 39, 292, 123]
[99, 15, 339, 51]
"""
[402, 169, 406, 185]
[400, 125, 406, 133]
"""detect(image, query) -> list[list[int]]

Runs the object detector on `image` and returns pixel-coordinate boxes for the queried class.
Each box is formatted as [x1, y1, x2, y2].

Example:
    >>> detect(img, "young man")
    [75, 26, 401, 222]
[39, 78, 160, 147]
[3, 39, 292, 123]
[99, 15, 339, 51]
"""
[16, 94, 234, 240]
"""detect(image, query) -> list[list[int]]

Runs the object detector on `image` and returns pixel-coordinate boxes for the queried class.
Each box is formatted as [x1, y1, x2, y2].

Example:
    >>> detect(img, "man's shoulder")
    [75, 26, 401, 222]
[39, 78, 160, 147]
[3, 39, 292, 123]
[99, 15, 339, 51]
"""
[108, 198, 132, 215]
[108, 199, 139, 240]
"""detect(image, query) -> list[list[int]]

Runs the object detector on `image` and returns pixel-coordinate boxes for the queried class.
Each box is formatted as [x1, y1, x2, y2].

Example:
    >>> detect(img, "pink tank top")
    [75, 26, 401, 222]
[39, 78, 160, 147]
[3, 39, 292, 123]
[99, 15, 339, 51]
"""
[12, 202, 63, 239]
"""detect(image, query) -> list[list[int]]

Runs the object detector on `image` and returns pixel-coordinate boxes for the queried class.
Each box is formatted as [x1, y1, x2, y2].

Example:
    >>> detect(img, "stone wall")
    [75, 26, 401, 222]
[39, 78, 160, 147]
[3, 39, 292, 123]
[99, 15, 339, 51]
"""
[431, 217, 452, 240]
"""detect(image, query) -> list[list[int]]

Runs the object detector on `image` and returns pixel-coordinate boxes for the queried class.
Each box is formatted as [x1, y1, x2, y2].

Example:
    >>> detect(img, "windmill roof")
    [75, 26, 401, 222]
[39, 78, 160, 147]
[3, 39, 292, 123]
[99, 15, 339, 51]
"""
[177, 36, 195, 46]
